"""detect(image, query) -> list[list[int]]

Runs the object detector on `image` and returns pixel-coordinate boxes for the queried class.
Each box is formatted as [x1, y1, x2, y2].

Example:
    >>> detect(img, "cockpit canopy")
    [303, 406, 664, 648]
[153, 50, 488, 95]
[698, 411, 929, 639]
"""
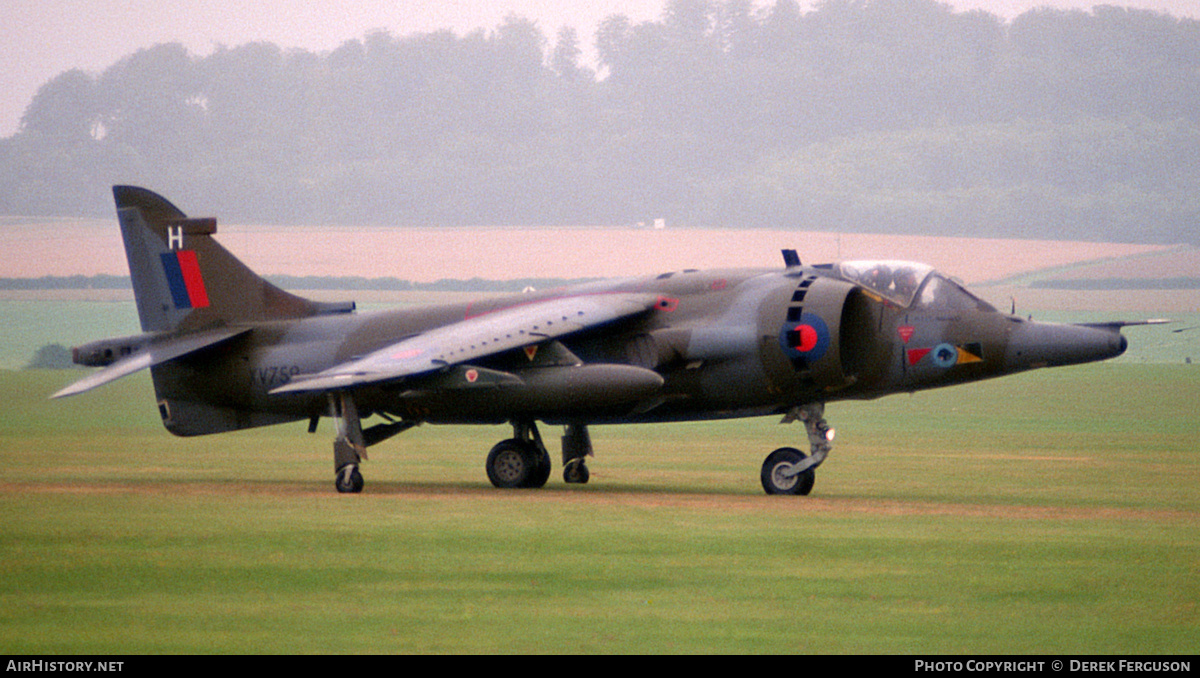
[831, 260, 996, 312]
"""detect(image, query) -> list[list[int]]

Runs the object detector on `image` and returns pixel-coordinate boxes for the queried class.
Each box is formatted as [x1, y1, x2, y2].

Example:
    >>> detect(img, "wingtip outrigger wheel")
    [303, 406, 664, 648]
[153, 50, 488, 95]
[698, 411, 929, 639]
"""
[331, 393, 367, 494]
[761, 402, 834, 495]
[335, 459, 364, 493]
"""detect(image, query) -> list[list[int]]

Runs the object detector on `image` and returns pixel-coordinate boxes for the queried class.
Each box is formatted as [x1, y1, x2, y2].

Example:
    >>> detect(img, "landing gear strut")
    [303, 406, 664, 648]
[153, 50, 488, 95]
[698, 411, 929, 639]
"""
[484, 421, 594, 488]
[561, 423, 591, 484]
[761, 402, 834, 496]
[331, 392, 366, 494]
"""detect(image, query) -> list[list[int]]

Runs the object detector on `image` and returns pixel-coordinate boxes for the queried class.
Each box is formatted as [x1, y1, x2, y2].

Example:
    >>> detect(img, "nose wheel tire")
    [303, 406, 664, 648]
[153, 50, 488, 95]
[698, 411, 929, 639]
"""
[761, 447, 815, 496]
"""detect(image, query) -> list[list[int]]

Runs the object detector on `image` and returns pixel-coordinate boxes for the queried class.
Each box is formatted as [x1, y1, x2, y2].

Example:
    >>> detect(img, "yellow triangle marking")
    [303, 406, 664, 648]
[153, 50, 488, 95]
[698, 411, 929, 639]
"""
[957, 346, 983, 364]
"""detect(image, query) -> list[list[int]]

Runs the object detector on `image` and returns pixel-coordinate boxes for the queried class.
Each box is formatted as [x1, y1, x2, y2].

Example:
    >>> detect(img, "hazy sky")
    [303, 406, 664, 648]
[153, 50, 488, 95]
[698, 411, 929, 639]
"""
[3, 0, 1197, 138]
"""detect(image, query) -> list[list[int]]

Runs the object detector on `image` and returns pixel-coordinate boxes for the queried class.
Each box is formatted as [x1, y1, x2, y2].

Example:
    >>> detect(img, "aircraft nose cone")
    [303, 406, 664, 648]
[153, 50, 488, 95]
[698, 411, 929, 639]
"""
[1005, 321, 1127, 371]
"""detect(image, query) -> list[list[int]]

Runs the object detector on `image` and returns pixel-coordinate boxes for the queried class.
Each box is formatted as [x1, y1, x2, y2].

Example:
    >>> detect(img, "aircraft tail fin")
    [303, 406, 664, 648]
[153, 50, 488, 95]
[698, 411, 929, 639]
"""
[114, 185, 351, 333]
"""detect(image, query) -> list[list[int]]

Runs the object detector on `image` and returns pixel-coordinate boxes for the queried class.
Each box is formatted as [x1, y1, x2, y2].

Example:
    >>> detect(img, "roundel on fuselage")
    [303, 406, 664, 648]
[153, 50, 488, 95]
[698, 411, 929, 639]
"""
[780, 313, 831, 363]
[931, 342, 958, 368]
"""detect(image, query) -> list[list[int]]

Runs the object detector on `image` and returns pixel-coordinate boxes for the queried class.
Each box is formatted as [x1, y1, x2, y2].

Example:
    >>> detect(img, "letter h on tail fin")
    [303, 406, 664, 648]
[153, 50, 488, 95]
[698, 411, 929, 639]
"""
[114, 185, 327, 334]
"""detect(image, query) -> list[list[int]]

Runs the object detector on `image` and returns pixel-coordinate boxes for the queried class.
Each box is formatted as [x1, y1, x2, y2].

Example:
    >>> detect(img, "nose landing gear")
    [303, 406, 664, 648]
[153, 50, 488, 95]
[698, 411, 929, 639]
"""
[761, 402, 833, 495]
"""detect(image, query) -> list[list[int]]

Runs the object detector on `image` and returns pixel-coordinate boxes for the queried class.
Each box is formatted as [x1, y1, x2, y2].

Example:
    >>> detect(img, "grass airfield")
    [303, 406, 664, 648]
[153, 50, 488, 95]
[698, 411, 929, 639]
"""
[1, 364, 1196, 654]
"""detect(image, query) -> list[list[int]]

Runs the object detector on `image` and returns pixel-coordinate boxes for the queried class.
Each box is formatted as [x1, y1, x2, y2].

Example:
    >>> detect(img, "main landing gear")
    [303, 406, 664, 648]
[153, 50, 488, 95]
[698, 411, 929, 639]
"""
[324, 389, 831, 495]
[484, 421, 592, 489]
[485, 421, 551, 489]
[760, 402, 834, 496]
[325, 391, 591, 493]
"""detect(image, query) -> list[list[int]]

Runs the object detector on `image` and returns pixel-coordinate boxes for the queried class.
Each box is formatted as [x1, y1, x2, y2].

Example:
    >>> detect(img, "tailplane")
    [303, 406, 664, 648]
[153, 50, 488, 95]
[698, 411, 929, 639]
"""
[115, 185, 348, 333]
[51, 187, 353, 400]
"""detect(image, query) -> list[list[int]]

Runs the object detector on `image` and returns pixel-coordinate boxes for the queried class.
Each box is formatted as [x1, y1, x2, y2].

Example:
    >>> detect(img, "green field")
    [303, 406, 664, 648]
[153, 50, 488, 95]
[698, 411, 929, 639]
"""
[1, 364, 1197, 654]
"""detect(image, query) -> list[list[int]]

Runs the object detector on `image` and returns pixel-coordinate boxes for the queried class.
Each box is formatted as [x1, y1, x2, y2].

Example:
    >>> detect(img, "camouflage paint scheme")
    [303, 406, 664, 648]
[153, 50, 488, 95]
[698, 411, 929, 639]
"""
[54, 187, 1149, 494]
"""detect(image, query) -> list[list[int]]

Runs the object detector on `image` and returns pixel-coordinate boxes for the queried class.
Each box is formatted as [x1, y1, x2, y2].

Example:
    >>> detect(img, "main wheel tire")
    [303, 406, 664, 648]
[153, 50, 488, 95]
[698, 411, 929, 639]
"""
[335, 464, 364, 494]
[524, 448, 552, 489]
[760, 447, 815, 496]
[486, 439, 536, 489]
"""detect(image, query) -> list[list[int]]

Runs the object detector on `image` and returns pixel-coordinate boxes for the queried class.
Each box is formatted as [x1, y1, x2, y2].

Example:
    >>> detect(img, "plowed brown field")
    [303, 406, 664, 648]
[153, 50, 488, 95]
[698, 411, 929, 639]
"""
[1, 217, 1172, 284]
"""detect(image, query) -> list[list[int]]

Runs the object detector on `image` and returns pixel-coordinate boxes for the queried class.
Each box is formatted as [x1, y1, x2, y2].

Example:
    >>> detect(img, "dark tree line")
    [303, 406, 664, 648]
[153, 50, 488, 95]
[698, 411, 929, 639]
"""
[3, 0, 1199, 244]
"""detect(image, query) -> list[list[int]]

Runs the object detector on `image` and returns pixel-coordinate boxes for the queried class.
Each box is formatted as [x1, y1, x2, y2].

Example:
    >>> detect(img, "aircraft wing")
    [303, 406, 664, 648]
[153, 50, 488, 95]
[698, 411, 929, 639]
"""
[272, 292, 660, 395]
[51, 327, 252, 399]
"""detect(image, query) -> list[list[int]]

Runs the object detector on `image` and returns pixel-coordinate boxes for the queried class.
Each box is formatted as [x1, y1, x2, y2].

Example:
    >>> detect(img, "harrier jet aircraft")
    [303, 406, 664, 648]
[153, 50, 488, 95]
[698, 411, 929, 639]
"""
[53, 186, 1155, 494]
